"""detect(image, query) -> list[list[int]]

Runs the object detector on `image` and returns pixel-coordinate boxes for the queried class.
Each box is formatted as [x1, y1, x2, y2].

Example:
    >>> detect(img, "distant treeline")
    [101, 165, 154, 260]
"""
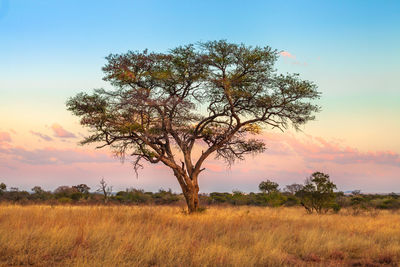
[1, 175, 399, 214]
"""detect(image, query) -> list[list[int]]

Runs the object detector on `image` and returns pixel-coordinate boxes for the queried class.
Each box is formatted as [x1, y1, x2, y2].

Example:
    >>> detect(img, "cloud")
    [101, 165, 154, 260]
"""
[0, 146, 114, 165]
[279, 51, 308, 66]
[0, 132, 11, 143]
[280, 51, 296, 59]
[30, 131, 53, 141]
[260, 132, 400, 168]
[51, 123, 76, 138]
[1, 130, 399, 193]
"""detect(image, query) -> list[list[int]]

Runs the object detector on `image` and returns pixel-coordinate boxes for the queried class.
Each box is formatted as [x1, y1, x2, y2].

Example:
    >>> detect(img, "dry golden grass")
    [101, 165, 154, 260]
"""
[0, 205, 399, 266]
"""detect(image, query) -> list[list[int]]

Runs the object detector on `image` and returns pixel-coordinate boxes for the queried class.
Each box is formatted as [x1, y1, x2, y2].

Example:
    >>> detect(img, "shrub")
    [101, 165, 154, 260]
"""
[115, 188, 152, 204]
[231, 191, 250, 205]
[54, 186, 79, 199]
[153, 189, 180, 204]
[350, 195, 369, 215]
[284, 195, 299, 206]
[297, 172, 338, 214]
[209, 192, 232, 204]
[265, 192, 287, 207]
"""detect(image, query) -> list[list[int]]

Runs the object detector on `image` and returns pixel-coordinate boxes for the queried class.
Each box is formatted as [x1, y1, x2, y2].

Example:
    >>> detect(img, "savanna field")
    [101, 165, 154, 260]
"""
[1, 205, 399, 267]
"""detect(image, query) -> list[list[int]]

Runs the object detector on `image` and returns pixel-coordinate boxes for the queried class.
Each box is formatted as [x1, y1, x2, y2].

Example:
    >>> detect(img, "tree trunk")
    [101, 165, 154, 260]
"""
[185, 187, 200, 213]
[174, 171, 200, 213]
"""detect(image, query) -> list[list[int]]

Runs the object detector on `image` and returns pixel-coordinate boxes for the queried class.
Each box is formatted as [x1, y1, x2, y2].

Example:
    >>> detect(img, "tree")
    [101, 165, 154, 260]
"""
[284, 183, 303, 195]
[0, 182, 6, 199]
[73, 184, 90, 194]
[97, 178, 112, 204]
[54, 186, 80, 200]
[296, 172, 337, 214]
[31, 186, 52, 201]
[259, 180, 279, 194]
[67, 40, 320, 213]
[0, 182, 6, 193]
[32, 186, 45, 195]
[71, 184, 91, 200]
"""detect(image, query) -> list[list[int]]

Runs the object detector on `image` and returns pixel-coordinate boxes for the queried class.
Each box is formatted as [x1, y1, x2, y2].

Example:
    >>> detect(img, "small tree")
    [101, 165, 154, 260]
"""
[73, 184, 91, 199]
[73, 184, 91, 194]
[97, 178, 112, 204]
[284, 183, 303, 195]
[259, 180, 279, 194]
[67, 40, 320, 213]
[32, 186, 45, 195]
[54, 186, 77, 198]
[296, 172, 337, 214]
[350, 195, 369, 215]
[31, 186, 51, 201]
[0, 182, 6, 194]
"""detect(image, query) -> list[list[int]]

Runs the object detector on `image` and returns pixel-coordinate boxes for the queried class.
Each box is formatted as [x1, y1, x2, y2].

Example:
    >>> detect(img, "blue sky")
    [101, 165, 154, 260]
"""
[0, 0, 399, 192]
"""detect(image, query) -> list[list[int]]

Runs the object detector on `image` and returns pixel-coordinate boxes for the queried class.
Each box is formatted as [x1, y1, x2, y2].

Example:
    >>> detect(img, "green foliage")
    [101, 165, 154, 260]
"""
[208, 191, 288, 207]
[259, 180, 279, 194]
[153, 189, 180, 204]
[73, 184, 91, 195]
[32, 186, 44, 195]
[115, 188, 152, 204]
[297, 172, 338, 214]
[114, 188, 180, 205]
[265, 192, 287, 207]
[1, 178, 399, 213]
[31, 186, 53, 201]
[376, 198, 400, 210]
[284, 183, 303, 195]
[330, 203, 342, 213]
[283, 195, 299, 206]
[0, 182, 6, 197]
[66, 40, 321, 212]
[209, 192, 232, 204]
[0, 182, 6, 192]
[3, 188, 30, 202]
[231, 191, 250, 205]
[54, 186, 82, 201]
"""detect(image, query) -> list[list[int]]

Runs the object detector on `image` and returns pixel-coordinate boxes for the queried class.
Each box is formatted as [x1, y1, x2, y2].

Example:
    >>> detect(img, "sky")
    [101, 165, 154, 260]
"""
[0, 0, 399, 193]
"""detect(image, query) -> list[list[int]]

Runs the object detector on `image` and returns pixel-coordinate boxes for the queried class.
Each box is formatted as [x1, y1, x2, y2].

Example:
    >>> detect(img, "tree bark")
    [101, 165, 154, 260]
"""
[174, 171, 200, 213]
[185, 186, 200, 213]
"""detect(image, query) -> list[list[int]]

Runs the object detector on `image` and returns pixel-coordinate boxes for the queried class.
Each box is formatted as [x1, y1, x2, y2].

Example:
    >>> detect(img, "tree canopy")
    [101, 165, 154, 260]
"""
[259, 180, 279, 194]
[296, 172, 337, 213]
[67, 40, 320, 212]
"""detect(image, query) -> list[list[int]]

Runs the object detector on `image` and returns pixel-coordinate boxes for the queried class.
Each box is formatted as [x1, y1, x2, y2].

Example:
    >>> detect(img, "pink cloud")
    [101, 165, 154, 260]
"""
[30, 131, 53, 141]
[51, 123, 76, 138]
[0, 146, 113, 165]
[0, 132, 12, 143]
[280, 51, 296, 59]
[260, 132, 400, 168]
[1, 130, 400, 193]
[279, 51, 308, 66]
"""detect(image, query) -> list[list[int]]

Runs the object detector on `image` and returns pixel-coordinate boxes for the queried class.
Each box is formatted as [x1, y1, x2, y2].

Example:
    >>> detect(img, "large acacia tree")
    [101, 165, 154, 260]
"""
[67, 40, 320, 213]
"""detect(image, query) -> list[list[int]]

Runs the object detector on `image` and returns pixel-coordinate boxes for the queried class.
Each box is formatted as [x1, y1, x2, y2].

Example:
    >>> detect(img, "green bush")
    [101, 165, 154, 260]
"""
[265, 192, 287, 207]
[297, 172, 338, 214]
[153, 189, 180, 204]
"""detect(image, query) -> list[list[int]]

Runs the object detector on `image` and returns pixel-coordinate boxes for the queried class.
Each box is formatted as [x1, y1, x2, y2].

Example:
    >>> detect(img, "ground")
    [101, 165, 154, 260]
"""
[0, 205, 399, 266]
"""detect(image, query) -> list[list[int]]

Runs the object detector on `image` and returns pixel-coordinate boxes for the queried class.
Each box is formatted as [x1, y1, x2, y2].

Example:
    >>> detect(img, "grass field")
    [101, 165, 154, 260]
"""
[0, 205, 399, 266]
